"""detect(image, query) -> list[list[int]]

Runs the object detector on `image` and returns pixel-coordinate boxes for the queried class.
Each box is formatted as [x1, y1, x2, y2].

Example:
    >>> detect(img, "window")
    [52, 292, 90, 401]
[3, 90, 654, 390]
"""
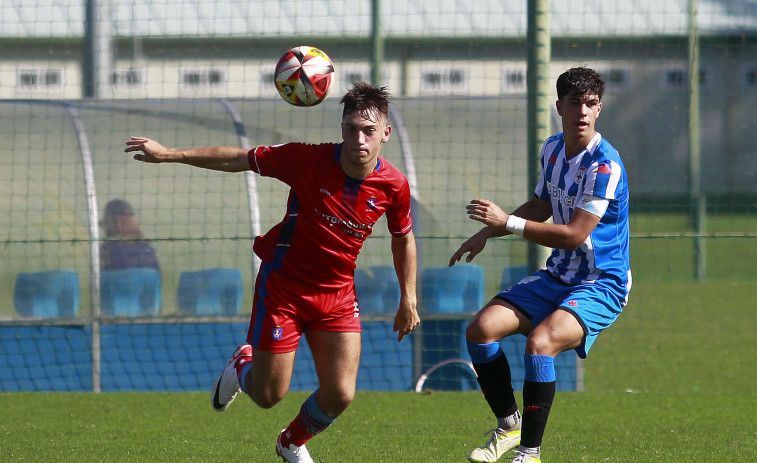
[16, 69, 64, 91]
[742, 66, 756, 90]
[419, 66, 468, 94]
[664, 68, 686, 89]
[500, 67, 526, 94]
[178, 68, 227, 92]
[112, 68, 145, 90]
[661, 66, 711, 91]
[604, 68, 629, 90]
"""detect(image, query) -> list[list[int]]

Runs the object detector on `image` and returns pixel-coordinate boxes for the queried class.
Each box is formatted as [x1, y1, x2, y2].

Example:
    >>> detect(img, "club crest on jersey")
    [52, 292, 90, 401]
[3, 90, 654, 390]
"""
[574, 166, 586, 184]
[272, 325, 284, 340]
[366, 197, 377, 210]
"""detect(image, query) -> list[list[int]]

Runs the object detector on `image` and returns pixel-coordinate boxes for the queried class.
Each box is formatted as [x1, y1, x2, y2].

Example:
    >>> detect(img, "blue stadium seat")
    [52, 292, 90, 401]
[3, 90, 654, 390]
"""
[500, 265, 530, 290]
[100, 268, 162, 316]
[354, 266, 400, 314]
[177, 268, 243, 316]
[13, 270, 80, 318]
[354, 268, 381, 313]
[420, 265, 485, 390]
[421, 264, 485, 313]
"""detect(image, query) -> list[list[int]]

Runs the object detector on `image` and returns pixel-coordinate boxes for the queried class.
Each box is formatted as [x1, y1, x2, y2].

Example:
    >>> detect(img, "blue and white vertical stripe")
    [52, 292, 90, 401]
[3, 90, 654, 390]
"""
[535, 132, 631, 298]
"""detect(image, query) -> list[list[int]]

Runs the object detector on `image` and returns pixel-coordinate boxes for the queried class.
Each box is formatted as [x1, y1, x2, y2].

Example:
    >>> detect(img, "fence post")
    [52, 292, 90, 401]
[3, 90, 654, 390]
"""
[527, 0, 552, 273]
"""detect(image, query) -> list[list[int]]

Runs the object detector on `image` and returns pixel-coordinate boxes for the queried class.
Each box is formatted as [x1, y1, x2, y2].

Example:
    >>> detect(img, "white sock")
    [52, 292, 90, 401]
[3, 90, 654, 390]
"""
[497, 410, 522, 430]
[518, 445, 540, 455]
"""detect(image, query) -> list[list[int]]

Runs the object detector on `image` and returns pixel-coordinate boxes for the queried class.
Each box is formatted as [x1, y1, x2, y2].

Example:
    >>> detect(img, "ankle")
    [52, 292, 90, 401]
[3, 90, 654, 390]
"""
[517, 445, 540, 455]
[498, 410, 522, 431]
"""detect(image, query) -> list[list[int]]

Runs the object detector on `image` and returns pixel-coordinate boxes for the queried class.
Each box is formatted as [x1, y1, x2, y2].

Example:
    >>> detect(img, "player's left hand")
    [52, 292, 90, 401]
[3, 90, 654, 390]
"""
[124, 136, 174, 163]
[466, 199, 509, 228]
[393, 296, 420, 342]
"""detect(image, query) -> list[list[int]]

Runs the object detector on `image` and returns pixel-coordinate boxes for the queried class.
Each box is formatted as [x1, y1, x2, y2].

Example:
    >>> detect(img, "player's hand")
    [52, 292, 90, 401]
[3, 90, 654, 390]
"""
[393, 295, 419, 342]
[466, 199, 509, 228]
[124, 136, 174, 163]
[449, 228, 490, 266]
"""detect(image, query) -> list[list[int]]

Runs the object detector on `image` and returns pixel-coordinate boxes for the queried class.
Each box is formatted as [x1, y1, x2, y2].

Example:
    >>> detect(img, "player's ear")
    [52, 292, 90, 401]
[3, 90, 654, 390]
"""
[381, 124, 392, 143]
[555, 99, 563, 116]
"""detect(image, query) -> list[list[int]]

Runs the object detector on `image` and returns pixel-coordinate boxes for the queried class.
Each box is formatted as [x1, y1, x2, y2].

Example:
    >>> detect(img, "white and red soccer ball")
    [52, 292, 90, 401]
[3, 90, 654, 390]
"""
[274, 46, 335, 107]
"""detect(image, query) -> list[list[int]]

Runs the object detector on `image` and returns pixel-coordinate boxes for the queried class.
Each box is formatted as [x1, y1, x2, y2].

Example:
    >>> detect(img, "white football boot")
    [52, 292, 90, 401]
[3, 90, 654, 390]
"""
[210, 344, 252, 412]
[467, 427, 522, 462]
[511, 448, 541, 463]
[276, 430, 315, 463]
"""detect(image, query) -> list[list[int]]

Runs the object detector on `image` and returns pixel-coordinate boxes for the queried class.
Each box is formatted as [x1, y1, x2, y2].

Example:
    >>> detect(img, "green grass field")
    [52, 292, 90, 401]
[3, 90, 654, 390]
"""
[2, 214, 756, 462]
[2, 281, 755, 462]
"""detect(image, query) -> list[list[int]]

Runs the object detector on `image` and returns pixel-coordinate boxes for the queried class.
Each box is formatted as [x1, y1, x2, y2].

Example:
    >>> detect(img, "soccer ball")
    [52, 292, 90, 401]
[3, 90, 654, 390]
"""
[273, 46, 335, 107]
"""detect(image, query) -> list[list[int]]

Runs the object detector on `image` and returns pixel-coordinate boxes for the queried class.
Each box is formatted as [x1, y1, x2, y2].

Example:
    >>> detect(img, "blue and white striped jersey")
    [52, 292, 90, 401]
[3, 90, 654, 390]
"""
[534, 132, 632, 302]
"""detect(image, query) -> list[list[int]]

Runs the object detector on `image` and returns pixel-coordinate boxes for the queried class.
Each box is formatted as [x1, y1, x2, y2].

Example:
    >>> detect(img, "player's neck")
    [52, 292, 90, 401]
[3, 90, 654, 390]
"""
[564, 131, 596, 159]
[341, 157, 378, 179]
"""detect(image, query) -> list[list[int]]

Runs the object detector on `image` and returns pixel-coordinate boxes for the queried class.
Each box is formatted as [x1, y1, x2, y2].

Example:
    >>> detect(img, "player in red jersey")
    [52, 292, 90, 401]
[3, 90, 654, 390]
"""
[125, 82, 419, 463]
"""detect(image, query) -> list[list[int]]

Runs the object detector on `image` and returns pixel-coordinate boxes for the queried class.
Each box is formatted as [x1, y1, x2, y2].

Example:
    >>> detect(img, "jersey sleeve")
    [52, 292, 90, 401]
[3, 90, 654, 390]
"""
[582, 160, 622, 200]
[247, 143, 307, 184]
[534, 136, 559, 200]
[385, 176, 413, 236]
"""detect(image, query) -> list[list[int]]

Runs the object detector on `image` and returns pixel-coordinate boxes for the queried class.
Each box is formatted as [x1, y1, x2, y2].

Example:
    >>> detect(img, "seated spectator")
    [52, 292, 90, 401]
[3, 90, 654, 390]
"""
[100, 199, 160, 271]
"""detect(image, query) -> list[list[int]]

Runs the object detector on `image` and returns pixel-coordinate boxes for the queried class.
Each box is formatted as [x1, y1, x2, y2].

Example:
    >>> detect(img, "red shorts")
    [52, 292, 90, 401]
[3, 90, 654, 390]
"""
[246, 264, 361, 353]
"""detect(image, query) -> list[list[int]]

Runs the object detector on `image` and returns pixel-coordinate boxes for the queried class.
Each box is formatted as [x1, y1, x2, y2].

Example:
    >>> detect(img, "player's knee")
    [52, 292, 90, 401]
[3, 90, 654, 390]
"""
[525, 331, 556, 356]
[335, 389, 355, 410]
[465, 319, 486, 343]
[321, 388, 354, 415]
[249, 388, 286, 409]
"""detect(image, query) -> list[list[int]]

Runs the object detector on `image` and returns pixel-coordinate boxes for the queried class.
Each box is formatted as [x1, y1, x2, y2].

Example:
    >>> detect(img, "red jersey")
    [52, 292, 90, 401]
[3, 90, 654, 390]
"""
[247, 142, 413, 288]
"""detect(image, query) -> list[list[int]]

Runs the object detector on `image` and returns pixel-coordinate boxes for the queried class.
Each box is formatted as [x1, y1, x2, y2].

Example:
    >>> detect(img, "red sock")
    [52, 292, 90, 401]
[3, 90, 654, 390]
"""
[280, 393, 337, 447]
[280, 414, 313, 447]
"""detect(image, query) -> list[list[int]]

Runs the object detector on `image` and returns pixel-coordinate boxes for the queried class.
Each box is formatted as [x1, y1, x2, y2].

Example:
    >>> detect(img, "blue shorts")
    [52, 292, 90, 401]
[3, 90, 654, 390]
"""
[496, 270, 623, 359]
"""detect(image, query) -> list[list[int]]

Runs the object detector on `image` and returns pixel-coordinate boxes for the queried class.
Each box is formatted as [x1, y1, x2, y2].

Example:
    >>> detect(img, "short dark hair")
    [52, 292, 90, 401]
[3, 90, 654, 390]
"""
[340, 82, 391, 122]
[556, 67, 605, 101]
[104, 199, 134, 218]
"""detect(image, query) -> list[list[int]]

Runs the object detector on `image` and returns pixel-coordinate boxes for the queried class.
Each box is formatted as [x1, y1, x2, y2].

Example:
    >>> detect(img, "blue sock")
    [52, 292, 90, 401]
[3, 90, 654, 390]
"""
[524, 354, 556, 382]
[238, 362, 253, 394]
[302, 392, 336, 431]
[467, 341, 502, 364]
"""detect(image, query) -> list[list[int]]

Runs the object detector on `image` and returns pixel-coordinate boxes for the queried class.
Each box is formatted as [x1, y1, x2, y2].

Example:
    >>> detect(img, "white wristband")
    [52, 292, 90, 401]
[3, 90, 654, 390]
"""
[505, 215, 527, 236]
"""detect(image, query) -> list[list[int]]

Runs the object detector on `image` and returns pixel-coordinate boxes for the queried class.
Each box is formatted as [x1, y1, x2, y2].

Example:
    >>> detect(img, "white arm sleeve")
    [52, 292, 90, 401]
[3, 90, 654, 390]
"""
[577, 194, 610, 218]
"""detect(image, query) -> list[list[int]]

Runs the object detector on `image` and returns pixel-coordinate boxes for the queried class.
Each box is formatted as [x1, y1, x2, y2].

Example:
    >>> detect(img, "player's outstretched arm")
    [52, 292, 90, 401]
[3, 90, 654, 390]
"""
[125, 136, 250, 172]
[466, 195, 598, 251]
[391, 232, 419, 342]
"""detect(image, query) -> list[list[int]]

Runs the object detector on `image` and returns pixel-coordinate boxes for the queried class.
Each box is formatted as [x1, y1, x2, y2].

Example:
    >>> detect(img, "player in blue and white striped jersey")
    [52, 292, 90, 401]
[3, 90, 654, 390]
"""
[450, 67, 631, 463]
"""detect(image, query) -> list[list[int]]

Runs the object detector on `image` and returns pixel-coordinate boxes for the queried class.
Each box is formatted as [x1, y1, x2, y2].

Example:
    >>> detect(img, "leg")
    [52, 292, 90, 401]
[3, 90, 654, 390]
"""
[466, 299, 532, 462]
[211, 344, 296, 412]
[308, 330, 361, 416]
[244, 348, 296, 408]
[519, 309, 584, 454]
[467, 298, 533, 343]
[467, 298, 533, 419]
[238, 264, 302, 409]
[279, 331, 360, 449]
